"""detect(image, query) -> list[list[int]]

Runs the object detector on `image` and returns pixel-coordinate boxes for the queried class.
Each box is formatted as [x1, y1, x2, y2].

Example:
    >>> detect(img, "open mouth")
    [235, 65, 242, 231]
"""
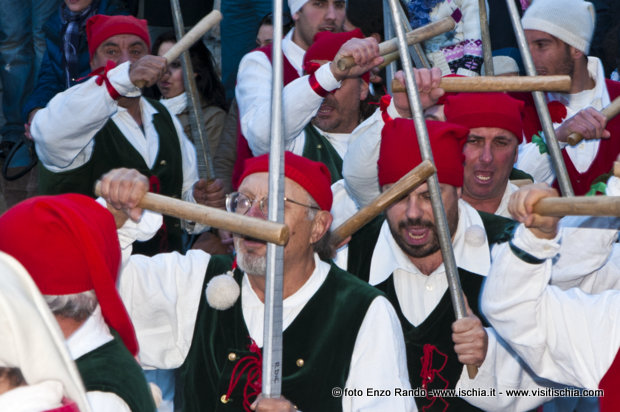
[405, 227, 430, 245]
[474, 172, 493, 184]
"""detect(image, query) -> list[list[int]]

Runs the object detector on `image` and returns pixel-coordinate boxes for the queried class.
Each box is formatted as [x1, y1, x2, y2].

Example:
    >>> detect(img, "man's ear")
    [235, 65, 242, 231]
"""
[310, 210, 333, 244]
[570, 46, 584, 61]
[359, 80, 369, 101]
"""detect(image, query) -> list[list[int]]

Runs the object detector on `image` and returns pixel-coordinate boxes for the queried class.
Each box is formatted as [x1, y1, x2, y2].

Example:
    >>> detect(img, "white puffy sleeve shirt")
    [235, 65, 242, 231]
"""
[31, 61, 199, 203]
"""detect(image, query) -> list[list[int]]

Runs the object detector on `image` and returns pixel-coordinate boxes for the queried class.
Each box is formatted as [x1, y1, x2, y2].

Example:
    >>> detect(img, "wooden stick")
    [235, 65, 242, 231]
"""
[510, 179, 534, 187]
[378, 50, 400, 70]
[336, 17, 456, 71]
[330, 160, 436, 247]
[391, 75, 571, 93]
[134, 10, 222, 88]
[533, 196, 620, 217]
[567, 96, 620, 146]
[94, 182, 289, 245]
[163, 10, 222, 62]
[614, 161, 620, 178]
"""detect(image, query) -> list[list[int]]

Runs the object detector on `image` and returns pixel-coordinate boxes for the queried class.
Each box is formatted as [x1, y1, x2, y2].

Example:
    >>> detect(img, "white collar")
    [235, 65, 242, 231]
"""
[160, 92, 187, 115]
[368, 200, 491, 285]
[241, 254, 331, 347]
[494, 182, 518, 218]
[282, 28, 306, 75]
[65, 305, 114, 360]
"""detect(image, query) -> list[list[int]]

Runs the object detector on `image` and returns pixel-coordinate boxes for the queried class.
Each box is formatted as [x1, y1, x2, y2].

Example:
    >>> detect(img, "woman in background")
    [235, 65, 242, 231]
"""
[152, 31, 227, 153]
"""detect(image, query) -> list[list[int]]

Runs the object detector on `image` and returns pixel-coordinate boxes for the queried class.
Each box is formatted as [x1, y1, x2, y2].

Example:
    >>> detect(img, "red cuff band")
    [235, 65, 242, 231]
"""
[90, 60, 121, 100]
[308, 73, 330, 98]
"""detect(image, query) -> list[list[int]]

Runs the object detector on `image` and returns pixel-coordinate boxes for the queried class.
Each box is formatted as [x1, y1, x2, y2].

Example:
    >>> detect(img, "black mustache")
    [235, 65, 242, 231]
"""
[398, 218, 435, 230]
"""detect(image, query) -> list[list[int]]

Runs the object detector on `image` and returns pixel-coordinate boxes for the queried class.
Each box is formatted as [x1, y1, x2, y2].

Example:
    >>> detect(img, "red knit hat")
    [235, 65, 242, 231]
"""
[378, 96, 469, 187]
[86, 14, 151, 59]
[444, 92, 524, 140]
[0, 194, 139, 356]
[303, 28, 370, 83]
[238, 152, 333, 211]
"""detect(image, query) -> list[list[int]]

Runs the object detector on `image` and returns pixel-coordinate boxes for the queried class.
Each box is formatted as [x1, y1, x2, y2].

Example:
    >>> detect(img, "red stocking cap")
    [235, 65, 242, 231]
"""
[444, 92, 525, 140]
[0, 194, 138, 356]
[238, 151, 333, 211]
[303, 28, 370, 83]
[86, 14, 150, 60]
[378, 96, 469, 187]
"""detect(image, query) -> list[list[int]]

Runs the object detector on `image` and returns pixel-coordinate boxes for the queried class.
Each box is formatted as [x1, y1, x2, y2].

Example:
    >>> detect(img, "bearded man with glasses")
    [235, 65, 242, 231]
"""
[97, 152, 414, 412]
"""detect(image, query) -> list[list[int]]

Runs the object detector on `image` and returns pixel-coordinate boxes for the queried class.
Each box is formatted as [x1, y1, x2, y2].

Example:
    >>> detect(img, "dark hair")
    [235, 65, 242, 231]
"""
[0, 367, 26, 389]
[152, 31, 227, 110]
[346, 0, 384, 39]
[258, 11, 294, 36]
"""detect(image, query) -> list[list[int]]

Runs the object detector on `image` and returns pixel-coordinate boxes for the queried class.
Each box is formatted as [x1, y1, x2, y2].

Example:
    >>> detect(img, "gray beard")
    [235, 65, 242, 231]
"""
[236, 249, 267, 276]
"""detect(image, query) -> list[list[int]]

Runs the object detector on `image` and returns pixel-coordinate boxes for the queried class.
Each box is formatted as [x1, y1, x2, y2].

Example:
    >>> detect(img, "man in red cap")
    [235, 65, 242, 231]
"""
[0, 194, 156, 412]
[443, 92, 529, 217]
[29, 14, 224, 256]
[345, 112, 562, 411]
[98, 154, 414, 411]
[232, 20, 382, 187]
[343, 69, 532, 218]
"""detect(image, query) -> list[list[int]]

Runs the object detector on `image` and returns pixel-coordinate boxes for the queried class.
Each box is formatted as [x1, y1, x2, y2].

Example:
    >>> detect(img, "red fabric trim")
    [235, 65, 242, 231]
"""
[89, 60, 122, 100]
[308, 72, 329, 97]
[599, 347, 620, 411]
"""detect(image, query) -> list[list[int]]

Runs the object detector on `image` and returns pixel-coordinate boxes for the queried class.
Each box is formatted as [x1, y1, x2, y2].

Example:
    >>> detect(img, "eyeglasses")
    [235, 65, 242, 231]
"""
[226, 192, 320, 216]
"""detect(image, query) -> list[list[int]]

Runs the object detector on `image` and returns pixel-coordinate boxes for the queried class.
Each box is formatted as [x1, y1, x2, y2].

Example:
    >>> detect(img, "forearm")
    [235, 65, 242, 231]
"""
[235, 52, 338, 155]
[482, 226, 619, 388]
[31, 62, 140, 170]
[119, 249, 210, 369]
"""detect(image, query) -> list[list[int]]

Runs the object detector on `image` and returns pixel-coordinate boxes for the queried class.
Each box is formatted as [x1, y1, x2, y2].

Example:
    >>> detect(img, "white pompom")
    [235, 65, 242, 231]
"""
[205, 271, 240, 310]
[464, 224, 486, 247]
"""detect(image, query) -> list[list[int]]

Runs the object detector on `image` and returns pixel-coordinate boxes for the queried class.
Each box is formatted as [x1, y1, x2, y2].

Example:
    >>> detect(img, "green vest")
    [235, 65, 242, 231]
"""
[75, 333, 156, 412]
[39, 99, 184, 255]
[301, 124, 343, 183]
[346, 212, 515, 411]
[179, 255, 382, 412]
[509, 167, 534, 181]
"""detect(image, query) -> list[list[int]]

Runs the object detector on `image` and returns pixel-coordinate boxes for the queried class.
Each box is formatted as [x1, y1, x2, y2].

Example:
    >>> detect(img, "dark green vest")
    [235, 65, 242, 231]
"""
[346, 211, 516, 411]
[38, 99, 184, 255]
[301, 124, 343, 183]
[179, 255, 382, 412]
[509, 167, 534, 181]
[75, 333, 156, 412]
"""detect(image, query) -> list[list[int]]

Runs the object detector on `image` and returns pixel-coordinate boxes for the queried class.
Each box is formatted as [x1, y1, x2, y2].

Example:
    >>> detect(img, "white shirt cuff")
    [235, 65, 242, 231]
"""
[512, 224, 561, 260]
[315, 63, 341, 92]
[108, 61, 142, 98]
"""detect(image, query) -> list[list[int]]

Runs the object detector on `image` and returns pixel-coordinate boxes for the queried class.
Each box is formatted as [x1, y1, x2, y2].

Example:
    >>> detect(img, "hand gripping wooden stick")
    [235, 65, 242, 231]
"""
[336, 17, 456, 71]
[330, 160, 436, 248]
[567, 96, 620, 146]
[391, 76, 571, 93]
[134, 10, 222, 88]
[94, 182, 289, 245]
[533, 196, 620, 217]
